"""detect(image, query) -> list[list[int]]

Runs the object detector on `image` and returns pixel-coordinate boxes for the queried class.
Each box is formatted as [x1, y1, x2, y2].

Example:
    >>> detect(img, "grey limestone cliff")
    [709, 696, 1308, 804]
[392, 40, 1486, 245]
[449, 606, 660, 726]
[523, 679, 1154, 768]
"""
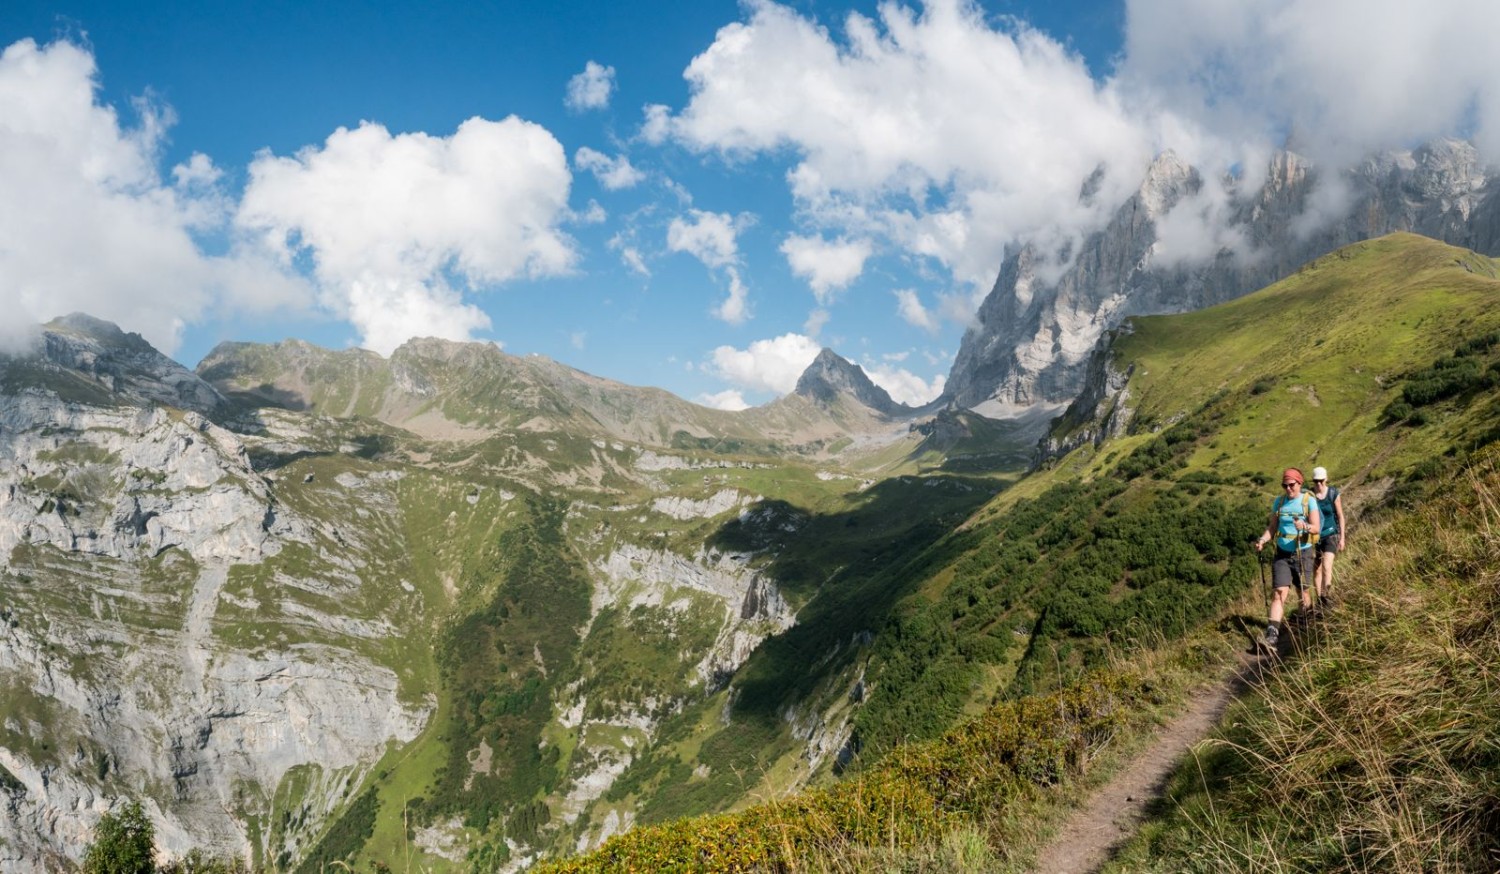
[947, 138, 1500, 414]
[0, 326, 430, 867]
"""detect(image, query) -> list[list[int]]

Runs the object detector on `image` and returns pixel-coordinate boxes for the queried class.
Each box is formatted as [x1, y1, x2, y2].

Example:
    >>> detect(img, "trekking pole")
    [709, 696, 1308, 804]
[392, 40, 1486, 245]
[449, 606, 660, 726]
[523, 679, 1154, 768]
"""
[1301, 529, 1314, 611]
[1257, 542, 1270, 617]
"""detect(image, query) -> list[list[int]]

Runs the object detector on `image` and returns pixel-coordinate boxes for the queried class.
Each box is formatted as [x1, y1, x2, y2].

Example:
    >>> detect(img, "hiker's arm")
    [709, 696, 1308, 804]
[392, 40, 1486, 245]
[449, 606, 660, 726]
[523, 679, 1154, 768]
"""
[1334, 493, 1346, 544]
[1256, 509, 1275, 550]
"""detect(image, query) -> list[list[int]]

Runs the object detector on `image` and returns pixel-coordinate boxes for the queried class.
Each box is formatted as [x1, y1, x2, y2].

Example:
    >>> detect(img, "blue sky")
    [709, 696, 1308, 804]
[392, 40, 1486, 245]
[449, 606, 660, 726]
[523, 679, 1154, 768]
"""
[2, 0, 1495, 409]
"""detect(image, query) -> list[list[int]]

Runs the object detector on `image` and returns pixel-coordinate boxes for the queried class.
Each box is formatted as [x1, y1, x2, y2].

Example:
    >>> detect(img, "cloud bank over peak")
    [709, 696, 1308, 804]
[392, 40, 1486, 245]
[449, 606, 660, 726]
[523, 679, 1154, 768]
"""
[236, 117, 577, 355]
[660, 0, 1500, 328]
[0, 38, 304, 354]
[663, 0, 1157, 292]
[1120, 0, 1500, 170]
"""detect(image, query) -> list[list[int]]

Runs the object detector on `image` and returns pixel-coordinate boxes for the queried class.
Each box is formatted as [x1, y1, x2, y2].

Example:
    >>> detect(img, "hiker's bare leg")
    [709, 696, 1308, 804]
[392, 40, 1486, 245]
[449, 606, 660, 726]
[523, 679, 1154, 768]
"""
[1318, 551, 1335, 601]
[1269, 585, 1288, 625]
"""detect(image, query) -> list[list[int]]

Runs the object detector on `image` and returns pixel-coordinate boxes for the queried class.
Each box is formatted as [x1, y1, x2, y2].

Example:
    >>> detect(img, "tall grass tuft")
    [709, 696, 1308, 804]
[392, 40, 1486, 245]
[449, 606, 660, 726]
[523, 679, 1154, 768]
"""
[1109, 448, 1500, 873]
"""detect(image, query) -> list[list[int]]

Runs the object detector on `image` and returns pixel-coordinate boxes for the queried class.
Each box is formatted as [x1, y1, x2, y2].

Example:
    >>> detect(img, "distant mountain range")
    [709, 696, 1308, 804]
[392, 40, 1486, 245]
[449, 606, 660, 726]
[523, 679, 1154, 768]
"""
[4, 232, 1499, 871]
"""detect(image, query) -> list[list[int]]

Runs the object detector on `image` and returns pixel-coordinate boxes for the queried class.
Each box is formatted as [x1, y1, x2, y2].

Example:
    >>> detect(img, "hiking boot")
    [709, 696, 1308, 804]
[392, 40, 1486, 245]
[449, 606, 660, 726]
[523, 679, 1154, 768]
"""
[1256, 626, 1280, 654]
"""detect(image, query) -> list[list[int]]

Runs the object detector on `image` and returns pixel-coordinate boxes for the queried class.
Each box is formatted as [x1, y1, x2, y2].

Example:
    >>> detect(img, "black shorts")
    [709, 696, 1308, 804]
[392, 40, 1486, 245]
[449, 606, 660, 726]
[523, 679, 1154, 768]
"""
[1272, 549, 1314, 588]
[1316, 535, 1341, 557]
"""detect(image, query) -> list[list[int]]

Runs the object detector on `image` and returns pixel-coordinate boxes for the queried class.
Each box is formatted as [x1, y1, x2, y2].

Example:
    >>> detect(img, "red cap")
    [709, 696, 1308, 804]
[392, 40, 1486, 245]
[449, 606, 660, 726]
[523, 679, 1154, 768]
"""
[1282, 468, 1303, 485]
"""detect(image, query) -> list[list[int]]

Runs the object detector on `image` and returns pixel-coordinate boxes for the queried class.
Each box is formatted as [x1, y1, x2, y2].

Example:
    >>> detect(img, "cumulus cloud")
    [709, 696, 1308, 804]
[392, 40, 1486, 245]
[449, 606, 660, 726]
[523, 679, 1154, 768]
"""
[780, 234, 872, 303]
[894, 288, 937, 332]
[566, 61, 616, 112]
[707, 332, 822, 394]
[667, 0, 1156, 292]
[236, 116, 576, 354]
[575, 146, 645, 190]
[0, 38, 304, 354]
[641, 104, 673, 144]
[661, 0, 1500, 332]
[697, 389, 750, 411]
[864, 362, 945, 406]
[667, 209, 741, 268]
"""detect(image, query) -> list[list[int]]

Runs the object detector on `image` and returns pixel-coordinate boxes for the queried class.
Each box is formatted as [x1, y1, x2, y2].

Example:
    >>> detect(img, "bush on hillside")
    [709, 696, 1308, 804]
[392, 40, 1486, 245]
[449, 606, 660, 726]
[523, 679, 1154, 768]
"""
[83, 801, 155, 874]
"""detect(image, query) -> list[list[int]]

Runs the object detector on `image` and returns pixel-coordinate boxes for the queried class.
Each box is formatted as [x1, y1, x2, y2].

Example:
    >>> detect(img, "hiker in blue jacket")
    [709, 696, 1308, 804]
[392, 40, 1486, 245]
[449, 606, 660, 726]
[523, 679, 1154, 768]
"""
[1253, 467, 1321, 651]
[1309, 465, 1345, 608]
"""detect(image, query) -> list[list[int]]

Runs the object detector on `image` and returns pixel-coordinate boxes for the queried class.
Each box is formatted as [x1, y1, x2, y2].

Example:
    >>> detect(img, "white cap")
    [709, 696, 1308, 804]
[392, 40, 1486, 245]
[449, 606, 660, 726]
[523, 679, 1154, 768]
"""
[1312, 466, 1328, 481]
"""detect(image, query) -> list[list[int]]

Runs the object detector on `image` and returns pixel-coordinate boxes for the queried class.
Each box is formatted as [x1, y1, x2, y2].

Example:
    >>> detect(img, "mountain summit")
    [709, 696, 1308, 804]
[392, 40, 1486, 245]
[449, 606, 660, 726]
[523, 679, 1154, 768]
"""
[793, 348, 901, 416]
[945, 138, 1500, 415]
[3, 313, 225, 414]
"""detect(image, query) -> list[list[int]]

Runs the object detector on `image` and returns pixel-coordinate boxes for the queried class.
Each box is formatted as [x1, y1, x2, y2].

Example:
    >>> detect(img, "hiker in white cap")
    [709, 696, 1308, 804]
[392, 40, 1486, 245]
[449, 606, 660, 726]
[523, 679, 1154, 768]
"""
[1309, 465, 1345, 609]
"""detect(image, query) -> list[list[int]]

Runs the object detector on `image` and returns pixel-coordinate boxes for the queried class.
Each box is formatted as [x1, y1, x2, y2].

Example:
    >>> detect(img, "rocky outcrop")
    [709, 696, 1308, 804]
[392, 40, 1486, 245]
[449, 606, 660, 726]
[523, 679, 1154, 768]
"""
[948, 138, 1500, 414]
[1036, 329, 1137, 464]
[0, 394, 298, 564]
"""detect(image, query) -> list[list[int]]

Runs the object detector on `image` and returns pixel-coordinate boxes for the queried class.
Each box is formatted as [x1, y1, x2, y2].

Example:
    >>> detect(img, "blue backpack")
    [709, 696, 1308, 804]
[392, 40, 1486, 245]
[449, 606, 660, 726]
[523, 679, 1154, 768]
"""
[1314, 486, 1340, 537]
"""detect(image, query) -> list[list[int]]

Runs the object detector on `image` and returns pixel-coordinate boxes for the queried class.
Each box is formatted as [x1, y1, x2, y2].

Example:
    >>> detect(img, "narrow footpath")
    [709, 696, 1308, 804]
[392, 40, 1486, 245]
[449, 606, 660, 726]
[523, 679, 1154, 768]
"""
[1030, 652, 1268, 874]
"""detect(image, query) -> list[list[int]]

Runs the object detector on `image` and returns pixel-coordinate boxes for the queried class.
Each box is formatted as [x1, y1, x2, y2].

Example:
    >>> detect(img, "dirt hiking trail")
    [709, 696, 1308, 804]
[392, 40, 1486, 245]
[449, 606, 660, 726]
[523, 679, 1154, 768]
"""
[1031, 652, 1270, 873]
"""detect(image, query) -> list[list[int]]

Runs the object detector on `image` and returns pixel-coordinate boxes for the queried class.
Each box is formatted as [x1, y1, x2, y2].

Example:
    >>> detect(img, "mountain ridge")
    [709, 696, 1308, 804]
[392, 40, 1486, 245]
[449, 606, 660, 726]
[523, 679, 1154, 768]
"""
[946, 138, 1500, 414]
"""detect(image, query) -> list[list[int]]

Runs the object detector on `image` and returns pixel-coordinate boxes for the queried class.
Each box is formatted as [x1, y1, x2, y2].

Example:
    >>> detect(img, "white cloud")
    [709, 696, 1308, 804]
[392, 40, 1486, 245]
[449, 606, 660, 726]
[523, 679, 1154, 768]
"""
[803, 307, 830, 336]
[0, 38, 305, 355]
[708, 332, 822, 394]
[641, 104, 673, 144]
[570, 331, 586, 350]
[1119, 0, 1500, 168]
[237, 116, 576, 354]
[608, 232, 650, 276]
[668, 209, 754, 322]
[172, 152, 222, 188]
[574, 199, 607, 224]
[715, 266, 751, 324]
[697, 389, 750, 411]
[668, 0, 1156, 292]
[575, 146, 645, 190]
[665, 0, 1500, 329]
[780, 234, 872, 303]
[566, 61, 616, 112]
[666, 209, 741, 268]
[894, 288, 937, 332]
[864, 362, 946, 406]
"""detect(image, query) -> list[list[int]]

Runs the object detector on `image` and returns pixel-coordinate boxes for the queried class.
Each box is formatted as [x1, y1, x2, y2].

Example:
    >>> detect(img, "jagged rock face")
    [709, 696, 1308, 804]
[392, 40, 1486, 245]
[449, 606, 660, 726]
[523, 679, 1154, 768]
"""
[794, 349, 899, 416]
[25, 314, 226, 415]
[948, 151, 1203, 411]
[948, 138, 1500, 412]
[1035, 331, 1136, 463]
[0, 396, 293, 564]
[0, 342, 431, 866]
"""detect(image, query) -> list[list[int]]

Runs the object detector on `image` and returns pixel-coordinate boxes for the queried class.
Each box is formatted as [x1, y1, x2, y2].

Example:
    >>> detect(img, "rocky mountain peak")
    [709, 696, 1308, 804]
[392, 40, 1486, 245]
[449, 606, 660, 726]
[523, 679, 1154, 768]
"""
[943, 138, 1500, 416]
[7, 314, 225, 414]
[1137, 150, 1199, 216]
[793, 348, 899, 415]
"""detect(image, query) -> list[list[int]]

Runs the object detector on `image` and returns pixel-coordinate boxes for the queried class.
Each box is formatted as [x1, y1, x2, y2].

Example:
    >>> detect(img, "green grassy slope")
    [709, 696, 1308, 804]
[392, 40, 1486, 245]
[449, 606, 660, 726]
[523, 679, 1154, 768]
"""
[530, 233, 1500, 871]
[1107, 448, 1500, 873]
